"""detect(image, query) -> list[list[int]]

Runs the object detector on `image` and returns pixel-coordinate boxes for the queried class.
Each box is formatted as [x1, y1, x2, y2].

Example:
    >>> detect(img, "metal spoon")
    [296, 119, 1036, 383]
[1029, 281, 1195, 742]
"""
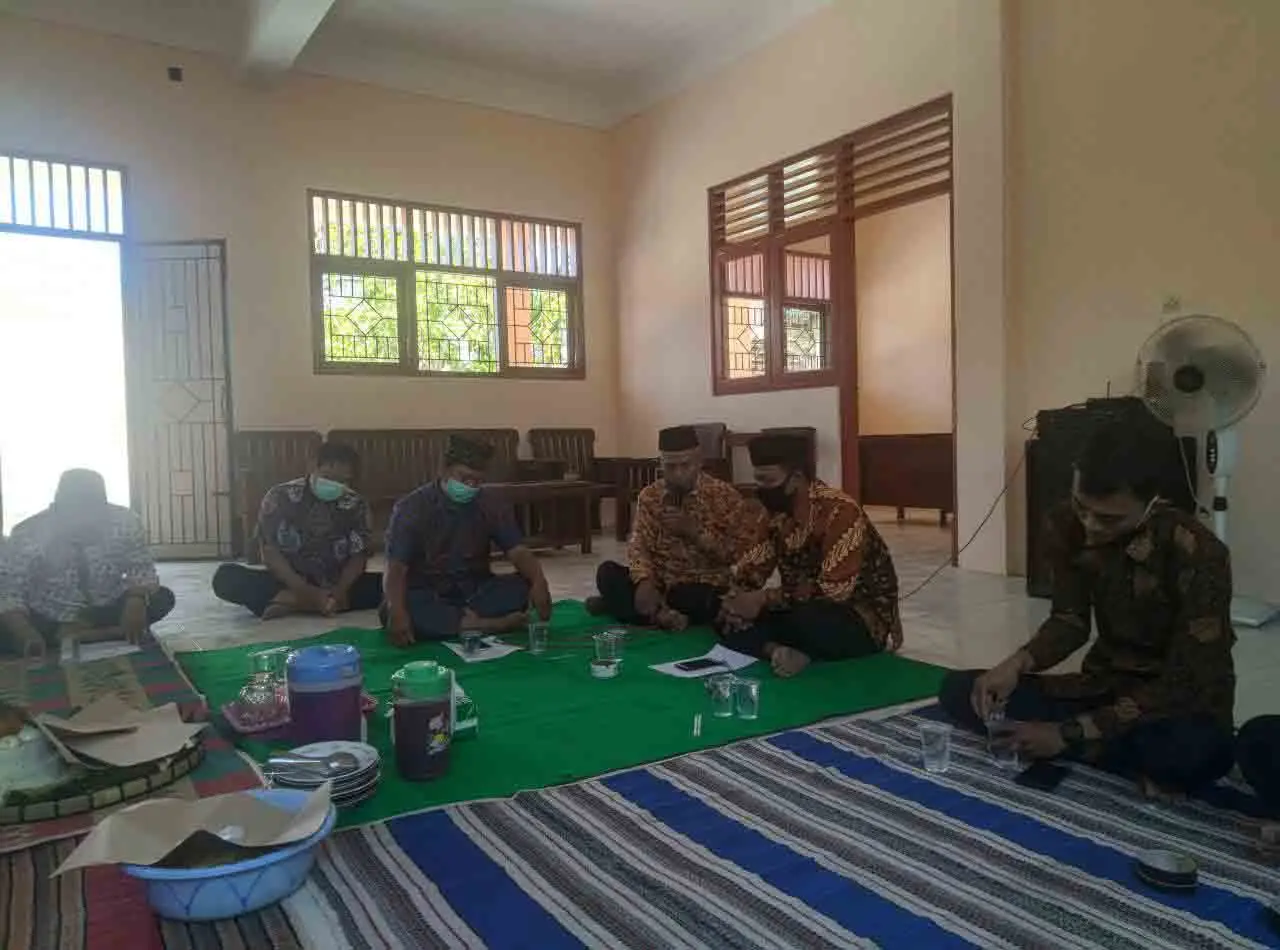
[264, 751, 359, 778]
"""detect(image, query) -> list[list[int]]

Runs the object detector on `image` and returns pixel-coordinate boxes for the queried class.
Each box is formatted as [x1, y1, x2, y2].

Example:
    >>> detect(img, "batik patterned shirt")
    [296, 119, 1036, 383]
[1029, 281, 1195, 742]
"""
[628, 472, 759, 592]
[258, 477, 372, 588]
[733, 481, 904, 650]
[1025, 502, 1236, 738]
[0, 505, 159, 622]
[385, 482, 523, 590]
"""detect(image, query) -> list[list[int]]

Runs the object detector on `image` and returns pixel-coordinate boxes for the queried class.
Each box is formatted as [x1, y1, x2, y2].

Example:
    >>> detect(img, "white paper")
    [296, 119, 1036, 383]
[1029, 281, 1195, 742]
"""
[650, 643, 759, 678]
[61, 639, 142, 663]
[442, 635, 522, 664]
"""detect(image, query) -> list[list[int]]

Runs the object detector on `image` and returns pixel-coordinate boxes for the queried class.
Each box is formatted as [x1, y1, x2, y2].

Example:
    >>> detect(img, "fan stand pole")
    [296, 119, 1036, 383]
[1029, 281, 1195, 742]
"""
[1210, 430, 1280, 628]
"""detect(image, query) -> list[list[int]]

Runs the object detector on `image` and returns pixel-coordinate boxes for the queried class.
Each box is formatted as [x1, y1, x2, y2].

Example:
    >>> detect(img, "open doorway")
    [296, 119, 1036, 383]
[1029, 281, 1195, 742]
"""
[852, 194, 955, 563]
[0, 232, 129, 532]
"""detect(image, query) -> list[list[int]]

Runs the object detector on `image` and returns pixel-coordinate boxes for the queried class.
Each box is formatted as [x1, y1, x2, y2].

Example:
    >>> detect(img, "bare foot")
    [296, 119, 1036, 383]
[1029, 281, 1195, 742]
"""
[261, 598, 295, 621]
[770, 645, 811, 678]
[1138, 775, 1186, 805]
[655, 607, 689, 631]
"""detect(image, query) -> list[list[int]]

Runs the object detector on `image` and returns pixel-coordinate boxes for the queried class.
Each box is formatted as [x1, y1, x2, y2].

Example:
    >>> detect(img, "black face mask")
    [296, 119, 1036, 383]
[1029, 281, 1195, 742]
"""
[757, 482, 794, 515]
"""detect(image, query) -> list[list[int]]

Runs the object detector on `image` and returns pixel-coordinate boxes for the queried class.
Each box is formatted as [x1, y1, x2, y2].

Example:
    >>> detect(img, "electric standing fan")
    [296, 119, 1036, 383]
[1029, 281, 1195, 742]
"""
[1135, 313, 1275, 626]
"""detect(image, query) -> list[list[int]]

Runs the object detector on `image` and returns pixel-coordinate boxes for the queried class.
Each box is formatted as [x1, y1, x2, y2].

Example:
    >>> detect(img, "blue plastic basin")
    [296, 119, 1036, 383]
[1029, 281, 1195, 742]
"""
[122, 788, 336, 921]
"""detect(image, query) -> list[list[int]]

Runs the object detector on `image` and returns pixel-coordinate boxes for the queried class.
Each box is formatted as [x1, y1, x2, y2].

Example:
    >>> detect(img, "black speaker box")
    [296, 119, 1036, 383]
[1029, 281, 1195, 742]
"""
[1025, 396, 1197, 598]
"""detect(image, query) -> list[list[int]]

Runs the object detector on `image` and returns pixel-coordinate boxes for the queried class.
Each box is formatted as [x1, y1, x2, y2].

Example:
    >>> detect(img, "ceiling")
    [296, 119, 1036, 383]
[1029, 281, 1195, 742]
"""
[0, 0, 831, 127]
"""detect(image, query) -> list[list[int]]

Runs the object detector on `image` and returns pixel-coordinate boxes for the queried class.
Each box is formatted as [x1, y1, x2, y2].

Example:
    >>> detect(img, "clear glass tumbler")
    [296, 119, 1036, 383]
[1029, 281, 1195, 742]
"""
[985, 706, 1022, 771]
[920, 722, 953, 773]
[461, 630, 483, 657]
[707, 674, 735, 718]
[733, 678, 761, 720]
[592, 631, 621, 662]
[528, 621, 549, 655]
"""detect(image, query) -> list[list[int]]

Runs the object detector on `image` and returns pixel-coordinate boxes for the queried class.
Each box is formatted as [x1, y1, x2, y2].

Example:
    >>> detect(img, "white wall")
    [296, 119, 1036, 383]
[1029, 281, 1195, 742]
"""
[612, 0, 1008, 571]
[0, 16, 621, 449]
[856, 194, 953, 436]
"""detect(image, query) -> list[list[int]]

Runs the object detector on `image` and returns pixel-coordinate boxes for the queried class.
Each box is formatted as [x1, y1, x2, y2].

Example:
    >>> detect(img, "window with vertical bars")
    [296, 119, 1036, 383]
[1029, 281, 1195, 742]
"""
[708, 95, 951, 394]
[0, 153, 126, 236]
[310, 190, 583, 377]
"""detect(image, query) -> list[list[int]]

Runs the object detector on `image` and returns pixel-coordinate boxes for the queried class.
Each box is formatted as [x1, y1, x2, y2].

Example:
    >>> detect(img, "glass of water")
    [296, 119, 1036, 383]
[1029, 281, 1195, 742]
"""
[733, 677, 761, 720]
[920, 722, 953, 773]
[986, 706, 1022, 771]
[528, 620, 549, 655]
[707, 674, 735, 718]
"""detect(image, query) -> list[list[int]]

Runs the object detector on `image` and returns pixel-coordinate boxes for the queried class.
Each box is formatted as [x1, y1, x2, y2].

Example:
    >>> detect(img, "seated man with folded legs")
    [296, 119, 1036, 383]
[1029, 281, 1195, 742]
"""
[382, 435, 552, 645]
[0, 469, 174, 655]
[938, 420, 1235, 797]
[589, 425, 755, 630]
[212, 441, 381, 619]
[719, 433, 903, 677]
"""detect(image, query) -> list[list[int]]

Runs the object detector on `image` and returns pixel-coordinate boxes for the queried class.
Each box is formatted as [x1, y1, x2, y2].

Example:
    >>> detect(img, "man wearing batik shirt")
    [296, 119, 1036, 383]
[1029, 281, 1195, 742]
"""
[940, 420, 1235, 796]
[589, 425, 757, 630]
[213, 442, 381, 619]
[721, 433, 903, 677]
[0, 469, 173, 655]
[382, 435, 552, 645]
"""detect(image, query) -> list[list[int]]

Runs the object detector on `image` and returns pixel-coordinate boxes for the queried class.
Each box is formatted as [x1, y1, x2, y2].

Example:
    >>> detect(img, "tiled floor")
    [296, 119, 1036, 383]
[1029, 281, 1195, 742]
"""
[152, 506, 1278, 724]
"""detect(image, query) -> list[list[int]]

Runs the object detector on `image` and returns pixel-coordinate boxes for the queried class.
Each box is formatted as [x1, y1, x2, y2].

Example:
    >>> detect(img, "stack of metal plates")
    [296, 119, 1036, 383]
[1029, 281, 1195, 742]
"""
[266, 740, 380, 810]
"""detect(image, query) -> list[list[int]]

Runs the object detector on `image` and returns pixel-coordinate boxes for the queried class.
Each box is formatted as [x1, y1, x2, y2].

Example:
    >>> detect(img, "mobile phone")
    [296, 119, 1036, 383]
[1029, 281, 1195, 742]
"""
[675, 658, 725, 672]
[1015, 761, 1070, 792]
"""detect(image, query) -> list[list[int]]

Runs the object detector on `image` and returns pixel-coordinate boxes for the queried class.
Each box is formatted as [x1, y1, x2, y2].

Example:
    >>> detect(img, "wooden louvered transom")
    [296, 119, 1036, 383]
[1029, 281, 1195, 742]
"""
[708, 95, 951, 250]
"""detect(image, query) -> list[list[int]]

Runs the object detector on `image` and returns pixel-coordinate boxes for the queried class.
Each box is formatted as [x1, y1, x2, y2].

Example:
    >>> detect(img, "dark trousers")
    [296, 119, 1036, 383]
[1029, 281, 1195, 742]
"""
[1237, 716, 1280, 812]
[30, 587, 176, 638]
[382, 573, 531, 642]
[595, 560, 724, 625]
[721, 598, 881, 661]
[212, 563, 383, 617]
[938, 669, 1234, 792]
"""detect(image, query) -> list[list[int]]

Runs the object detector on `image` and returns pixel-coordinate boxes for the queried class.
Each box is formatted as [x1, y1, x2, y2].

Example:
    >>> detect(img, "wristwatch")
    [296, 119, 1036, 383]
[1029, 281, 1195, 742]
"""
[1059, 718, 1085, 749]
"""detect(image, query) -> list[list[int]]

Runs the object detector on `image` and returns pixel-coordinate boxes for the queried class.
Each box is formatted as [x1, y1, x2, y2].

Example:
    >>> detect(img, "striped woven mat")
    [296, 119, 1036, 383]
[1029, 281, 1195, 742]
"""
[12, 709, 1280, 949]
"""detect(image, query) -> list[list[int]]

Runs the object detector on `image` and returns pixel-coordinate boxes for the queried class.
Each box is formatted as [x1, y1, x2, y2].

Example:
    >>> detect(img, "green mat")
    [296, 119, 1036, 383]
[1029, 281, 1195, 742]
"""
[177, 602, 945, 828]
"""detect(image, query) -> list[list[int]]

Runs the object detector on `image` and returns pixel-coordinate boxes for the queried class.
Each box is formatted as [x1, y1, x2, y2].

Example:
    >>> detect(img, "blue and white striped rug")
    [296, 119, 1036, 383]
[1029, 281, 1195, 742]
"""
[267, 709, 1280, 949]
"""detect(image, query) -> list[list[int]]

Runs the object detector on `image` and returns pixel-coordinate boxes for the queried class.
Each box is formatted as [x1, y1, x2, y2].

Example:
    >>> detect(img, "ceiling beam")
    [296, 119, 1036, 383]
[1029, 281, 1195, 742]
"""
[241, 0, 337, 80]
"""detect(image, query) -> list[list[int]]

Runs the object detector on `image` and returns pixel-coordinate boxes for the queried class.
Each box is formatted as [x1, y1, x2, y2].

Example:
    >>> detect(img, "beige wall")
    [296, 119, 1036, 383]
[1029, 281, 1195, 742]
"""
[0, 16, 620, 450]
[612, 0, 1008, 571]
[855, 195, 953, 436]
[1007, 0, 1280, 599]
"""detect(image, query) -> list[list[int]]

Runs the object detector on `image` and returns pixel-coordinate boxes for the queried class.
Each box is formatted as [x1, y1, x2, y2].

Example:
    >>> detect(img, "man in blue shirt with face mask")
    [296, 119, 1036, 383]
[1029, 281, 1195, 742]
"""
[382, 435, 552, 645]
[213, 441, 381, 619]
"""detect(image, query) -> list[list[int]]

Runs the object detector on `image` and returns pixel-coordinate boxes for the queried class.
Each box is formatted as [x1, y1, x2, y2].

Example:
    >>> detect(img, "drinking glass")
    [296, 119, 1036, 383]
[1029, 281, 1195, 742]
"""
[733, 678, 761, 720]
[707, 674, 735, 718]
[986, 705, 1022, 771]
[920, 722, 953, 773]
[592, 631, 621, 663]
[528, 621, 549, 655]
[460, 630, 483, 657]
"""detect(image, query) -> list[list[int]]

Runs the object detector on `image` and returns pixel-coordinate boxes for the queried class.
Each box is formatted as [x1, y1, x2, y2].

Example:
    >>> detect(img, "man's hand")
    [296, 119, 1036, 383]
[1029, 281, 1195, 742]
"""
[530, 578, 553, 621]
[634, 580, 663, 620]
[386, 608, 414, 648]
[724, 588, 769, 623]
[659, 508, 698, 540]
[769, 643, 810, 678]
[120, 593, 149, 644]
[993, 721, 1066, 760]
[971, 654, 1027, 720]
[328, 588, 351, 614]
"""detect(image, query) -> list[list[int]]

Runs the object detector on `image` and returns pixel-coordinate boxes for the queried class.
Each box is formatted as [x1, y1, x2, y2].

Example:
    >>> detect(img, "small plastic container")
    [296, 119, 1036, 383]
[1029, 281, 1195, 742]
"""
[390, 661, 454, 781]
[286, 645, 363, 744]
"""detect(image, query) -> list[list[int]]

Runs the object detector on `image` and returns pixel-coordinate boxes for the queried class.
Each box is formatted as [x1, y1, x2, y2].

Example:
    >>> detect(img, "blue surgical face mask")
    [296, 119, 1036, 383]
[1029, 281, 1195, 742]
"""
[310, 475, 346, 502]
[444, 478, 480, 505]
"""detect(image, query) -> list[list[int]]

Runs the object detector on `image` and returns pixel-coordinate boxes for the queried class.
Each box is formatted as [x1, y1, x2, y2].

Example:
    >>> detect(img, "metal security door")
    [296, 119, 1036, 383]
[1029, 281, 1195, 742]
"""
[124, 240, 234, 558]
